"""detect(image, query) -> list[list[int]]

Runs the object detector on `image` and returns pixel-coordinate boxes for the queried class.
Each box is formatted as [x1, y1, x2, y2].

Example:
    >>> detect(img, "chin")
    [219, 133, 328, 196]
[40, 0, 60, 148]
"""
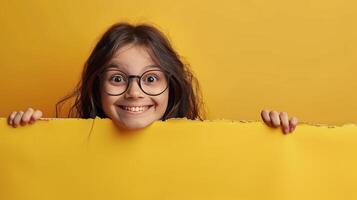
[114, 120, 152, 130]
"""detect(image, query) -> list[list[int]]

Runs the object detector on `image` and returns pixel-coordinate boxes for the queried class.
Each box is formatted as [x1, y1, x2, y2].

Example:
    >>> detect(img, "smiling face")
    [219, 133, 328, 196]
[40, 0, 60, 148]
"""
[100, 44, 169, 130]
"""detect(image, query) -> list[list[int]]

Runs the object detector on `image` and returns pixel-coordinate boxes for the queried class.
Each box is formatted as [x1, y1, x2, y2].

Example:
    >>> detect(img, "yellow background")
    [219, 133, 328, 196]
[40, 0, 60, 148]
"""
[0, 0, 356, 125]
[1, 118, 357, 200]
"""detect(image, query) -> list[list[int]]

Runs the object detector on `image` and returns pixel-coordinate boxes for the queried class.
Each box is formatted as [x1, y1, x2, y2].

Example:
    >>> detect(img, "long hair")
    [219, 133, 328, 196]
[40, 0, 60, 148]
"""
[56, 22, 205, 120]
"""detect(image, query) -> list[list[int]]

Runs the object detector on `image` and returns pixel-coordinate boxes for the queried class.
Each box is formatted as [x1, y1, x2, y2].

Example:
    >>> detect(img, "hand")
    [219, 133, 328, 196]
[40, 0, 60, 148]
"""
[8, 108, 43, 128]
[261, 109, 298, 134]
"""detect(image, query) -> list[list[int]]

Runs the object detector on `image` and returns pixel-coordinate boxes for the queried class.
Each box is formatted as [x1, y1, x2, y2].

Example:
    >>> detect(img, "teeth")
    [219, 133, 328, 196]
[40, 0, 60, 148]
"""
[122, 106, 150, 112]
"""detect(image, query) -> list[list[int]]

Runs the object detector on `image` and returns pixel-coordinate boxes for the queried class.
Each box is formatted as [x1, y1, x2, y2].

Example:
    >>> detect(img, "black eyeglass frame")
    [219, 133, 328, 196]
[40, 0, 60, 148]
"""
[99, 68, 171, 96]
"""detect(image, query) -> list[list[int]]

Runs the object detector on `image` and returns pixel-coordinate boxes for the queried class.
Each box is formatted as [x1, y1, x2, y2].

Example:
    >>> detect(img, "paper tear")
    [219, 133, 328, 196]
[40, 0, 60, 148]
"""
[18, 118, 357, 128]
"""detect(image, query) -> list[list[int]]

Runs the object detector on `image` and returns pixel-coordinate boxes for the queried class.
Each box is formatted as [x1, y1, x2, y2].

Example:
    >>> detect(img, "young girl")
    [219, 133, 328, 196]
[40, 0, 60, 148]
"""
[7, 22, 298, 134]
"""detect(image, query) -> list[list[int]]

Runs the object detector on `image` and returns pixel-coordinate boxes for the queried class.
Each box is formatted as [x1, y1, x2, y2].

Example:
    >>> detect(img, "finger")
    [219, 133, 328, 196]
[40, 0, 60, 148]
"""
[21, 108, 34, 125]
[261, 109, 272, 127]
[30, 110, 43, 124]
[8, 111, 18, 125]
[269, 111, 281, 127]
[289, 117, 299, 132]
[279, 112, 290, 134]
[13, 111, 24, 127]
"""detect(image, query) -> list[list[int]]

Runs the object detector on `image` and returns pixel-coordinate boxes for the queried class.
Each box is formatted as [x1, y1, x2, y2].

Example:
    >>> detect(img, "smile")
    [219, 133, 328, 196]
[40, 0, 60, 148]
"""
[118, 105, 153, 113]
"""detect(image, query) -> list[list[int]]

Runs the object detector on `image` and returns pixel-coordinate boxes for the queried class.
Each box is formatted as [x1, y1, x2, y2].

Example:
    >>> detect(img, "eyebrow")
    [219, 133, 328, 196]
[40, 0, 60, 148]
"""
[104, 63, 161, 71]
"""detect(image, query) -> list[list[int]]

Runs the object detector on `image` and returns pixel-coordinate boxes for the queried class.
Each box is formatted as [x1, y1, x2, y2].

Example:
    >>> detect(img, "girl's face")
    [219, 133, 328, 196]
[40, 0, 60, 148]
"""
[100, 44, 169, 129]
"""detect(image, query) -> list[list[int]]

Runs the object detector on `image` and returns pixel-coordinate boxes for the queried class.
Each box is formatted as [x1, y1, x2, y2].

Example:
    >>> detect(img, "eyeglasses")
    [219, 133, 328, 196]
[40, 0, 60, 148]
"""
[100, 69, 169, 96]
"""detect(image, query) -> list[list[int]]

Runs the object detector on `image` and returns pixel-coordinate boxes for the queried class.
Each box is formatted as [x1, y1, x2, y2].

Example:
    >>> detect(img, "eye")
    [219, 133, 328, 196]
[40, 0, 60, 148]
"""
[143, 74, 160, 84]
[110, 75, 125, 83]
[141, 71, 165, 85]
[146, 75, 157, 83]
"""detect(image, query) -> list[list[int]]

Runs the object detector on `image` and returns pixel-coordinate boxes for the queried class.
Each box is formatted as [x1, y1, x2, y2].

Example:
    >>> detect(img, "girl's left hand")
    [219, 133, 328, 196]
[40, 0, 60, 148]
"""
[261, 109, 298, 134]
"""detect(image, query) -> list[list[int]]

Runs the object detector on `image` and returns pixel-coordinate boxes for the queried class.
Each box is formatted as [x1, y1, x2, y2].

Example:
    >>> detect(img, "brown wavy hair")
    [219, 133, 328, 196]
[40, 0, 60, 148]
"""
[56, 22, 205, 120]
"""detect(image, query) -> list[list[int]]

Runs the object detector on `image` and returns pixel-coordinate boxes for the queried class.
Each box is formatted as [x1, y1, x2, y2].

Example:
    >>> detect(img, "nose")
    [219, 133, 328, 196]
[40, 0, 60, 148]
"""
[124, 78, 144, 99]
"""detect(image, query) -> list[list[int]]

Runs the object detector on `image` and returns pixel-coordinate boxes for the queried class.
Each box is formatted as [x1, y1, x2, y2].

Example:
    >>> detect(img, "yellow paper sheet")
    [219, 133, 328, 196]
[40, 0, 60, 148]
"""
[0, 118, 356, 200]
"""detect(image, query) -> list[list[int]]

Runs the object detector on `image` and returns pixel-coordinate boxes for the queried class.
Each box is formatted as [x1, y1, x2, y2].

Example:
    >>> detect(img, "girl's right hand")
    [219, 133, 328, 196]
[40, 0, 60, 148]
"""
[8, 108, 43, 128]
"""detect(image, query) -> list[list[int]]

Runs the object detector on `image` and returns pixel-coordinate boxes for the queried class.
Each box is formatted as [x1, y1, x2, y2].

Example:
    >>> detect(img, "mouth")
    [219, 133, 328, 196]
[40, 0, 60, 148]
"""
[118, 105, 154, 114]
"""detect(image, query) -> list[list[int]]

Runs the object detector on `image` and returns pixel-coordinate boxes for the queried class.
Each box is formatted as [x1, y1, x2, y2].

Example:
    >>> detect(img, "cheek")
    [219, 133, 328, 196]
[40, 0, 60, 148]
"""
[156, 90, 169, 115]
[100, 91, 117, 117]
[100, 95, 109, 117]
